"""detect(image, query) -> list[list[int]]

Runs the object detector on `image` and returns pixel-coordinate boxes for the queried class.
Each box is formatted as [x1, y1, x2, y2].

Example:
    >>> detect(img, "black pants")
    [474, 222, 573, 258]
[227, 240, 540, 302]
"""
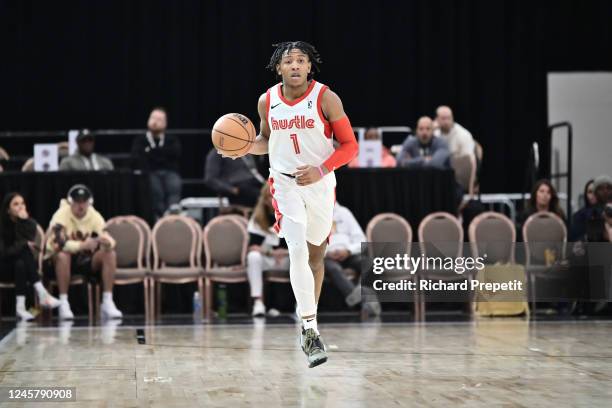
[0, 246, 41, 296]
[229, 179, 263, 207]
[324, 255, 362, 300]
[150, 170, 182, 220]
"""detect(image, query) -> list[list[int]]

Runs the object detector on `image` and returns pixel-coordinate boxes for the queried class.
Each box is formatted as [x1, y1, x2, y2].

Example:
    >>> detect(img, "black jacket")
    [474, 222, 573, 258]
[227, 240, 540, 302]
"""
[0, 217, 37, 258]
[131, 133, 182, 173]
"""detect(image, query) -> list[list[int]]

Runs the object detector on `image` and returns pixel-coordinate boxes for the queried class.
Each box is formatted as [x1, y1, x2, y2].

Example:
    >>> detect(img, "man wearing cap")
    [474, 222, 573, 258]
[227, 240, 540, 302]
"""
[59, 129, 114, 171]
[45, 184, 123, 320]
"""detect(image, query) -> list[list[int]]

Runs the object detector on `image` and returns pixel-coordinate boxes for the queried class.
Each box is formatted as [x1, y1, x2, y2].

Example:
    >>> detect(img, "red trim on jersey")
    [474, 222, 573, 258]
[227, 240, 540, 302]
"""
[268, 178, 283, 234]
[265, 89, 271, 121]
[277, 80, 317, 107]
[316, 85, 332, 138]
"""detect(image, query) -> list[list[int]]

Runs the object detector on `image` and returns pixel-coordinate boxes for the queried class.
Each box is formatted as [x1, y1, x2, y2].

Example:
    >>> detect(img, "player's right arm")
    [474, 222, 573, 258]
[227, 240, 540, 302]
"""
[249, 93, 270, 155]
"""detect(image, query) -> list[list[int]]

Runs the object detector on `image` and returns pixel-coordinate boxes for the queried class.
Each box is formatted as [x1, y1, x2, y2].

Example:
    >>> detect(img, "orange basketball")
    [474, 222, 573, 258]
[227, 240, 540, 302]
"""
[211, 113, 256, 158]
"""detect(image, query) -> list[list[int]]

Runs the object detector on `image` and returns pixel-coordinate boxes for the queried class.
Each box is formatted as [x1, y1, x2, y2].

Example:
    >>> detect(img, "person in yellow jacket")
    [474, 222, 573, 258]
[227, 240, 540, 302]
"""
[45, 184, 122, 320]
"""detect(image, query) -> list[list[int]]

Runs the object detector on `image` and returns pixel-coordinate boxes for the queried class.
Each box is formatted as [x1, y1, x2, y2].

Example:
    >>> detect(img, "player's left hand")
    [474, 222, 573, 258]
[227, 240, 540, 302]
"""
[293, 165, 322, 186]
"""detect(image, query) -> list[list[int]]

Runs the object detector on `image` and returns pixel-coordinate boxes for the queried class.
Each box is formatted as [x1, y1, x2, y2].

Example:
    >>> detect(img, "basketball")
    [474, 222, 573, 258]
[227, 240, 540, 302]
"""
[211, 113, 256, 157]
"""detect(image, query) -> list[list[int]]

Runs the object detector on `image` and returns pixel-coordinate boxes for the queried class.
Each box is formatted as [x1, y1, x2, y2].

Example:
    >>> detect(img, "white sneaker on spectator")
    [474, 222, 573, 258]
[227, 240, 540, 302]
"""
[39, 291, 61, 309]
[252, 300, 266, 317]
[59, 302, 74, 320]
[16, 308, 34, 321]
[101, 300, 123, 319]
[267, 308, 280, 317]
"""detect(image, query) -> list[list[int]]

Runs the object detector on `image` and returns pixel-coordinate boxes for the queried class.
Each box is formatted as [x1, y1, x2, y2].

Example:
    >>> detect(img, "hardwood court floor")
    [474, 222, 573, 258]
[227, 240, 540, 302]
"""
[0, 319, 611, 407]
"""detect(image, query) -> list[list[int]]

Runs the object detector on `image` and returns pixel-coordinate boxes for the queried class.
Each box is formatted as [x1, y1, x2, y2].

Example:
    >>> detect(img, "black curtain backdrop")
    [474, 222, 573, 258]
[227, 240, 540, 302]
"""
[1, 0, 611, 193]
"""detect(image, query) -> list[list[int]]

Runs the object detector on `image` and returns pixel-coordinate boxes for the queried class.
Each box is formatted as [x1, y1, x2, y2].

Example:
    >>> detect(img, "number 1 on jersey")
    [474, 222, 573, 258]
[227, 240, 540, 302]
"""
[290, 133, 301, 154]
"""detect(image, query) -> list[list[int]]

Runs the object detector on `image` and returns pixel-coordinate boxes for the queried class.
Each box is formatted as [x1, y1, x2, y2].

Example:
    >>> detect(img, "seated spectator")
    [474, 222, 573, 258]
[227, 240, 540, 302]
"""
[583, 175, 612, 243]
[59, 129, 114, 171]
[44, 184, 122, 320]
[205, 147, 264, 207]
[0, 193, 61, 320]
[324, 202, 381, 316]
[397, 116, 450, 169]
[434, 105, 476, 158]
[570, 179, 597, 241]
[517, 179, 566, 238]
[131, 107, 182, 220]
[246, 184, 288, 316]
[348, 127, 396, 168]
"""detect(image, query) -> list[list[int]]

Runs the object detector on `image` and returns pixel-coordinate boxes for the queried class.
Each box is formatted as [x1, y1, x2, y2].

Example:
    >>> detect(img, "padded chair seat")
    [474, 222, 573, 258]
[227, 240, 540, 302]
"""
[264, 268, 289, 280]
[151, 267, 203, 279]
[115, 268, 148, 280]
[205, 267, 247, 280]
[49, 275, 89, 284]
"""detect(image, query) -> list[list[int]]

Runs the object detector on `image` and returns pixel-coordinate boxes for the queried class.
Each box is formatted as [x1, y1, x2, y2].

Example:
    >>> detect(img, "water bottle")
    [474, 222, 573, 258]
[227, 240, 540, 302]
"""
[217, 284, 227, 319]
[192, 291, 202, 317]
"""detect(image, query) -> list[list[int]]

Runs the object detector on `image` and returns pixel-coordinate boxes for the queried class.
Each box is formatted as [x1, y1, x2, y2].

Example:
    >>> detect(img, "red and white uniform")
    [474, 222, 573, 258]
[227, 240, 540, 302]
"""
[266, 80, 337, 245]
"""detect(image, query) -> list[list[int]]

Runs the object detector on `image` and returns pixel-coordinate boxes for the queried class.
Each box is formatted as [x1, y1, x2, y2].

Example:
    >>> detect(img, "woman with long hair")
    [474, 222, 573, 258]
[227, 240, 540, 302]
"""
[0, 193, 60, 320]
[517, 179, 565, 241]
[525, 179, 565, 219]
[246, 184, 289, 317]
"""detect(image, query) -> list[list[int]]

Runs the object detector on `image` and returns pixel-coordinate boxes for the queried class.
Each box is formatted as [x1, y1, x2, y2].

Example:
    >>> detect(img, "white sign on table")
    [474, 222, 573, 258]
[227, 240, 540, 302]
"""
[358, 140, 382, 168]
[68, 130, 79, 155]
[33, 144, 59, 172]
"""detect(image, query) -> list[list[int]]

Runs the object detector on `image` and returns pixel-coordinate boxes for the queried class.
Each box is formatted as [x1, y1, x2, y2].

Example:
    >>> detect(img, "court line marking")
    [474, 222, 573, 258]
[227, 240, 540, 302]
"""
[6, 318, 612, 333]
[0, 368, 132, 373]
[0, 329, 16, 350]
[140, 342, 612, 359]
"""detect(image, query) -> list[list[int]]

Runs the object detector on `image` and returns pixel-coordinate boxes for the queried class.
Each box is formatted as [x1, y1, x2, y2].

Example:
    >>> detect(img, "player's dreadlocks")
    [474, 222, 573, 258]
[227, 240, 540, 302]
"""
[266, 41, 322, 81]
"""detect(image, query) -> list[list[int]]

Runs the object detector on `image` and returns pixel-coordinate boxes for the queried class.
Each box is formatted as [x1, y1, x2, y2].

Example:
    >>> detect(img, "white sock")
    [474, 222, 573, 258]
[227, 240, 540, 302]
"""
[103, 292, 113, 304]
[302, 317, 318, 334]
[16, 295, 26, 311]
[59, 294, 69, 304]
[33, 281, 47, 298]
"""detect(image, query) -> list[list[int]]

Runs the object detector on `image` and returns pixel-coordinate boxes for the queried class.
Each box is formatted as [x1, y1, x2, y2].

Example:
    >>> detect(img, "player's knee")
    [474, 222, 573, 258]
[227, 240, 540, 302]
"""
[308, 254, 324, 272]
[287, 242, 308, 260]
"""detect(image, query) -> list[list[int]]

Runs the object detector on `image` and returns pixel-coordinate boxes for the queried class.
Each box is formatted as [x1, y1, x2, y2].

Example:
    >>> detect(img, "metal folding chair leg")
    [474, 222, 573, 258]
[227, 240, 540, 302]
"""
[144, 278, 150, 321]
[198, 277, 205, 320]
[156, 282, 162, 318]
[205, 278, 213, 321]
[87, 283, 93, 322]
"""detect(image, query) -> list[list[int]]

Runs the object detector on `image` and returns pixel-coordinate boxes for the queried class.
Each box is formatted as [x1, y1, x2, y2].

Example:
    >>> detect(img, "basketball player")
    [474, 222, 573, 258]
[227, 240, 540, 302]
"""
[220, 41, 358, 367]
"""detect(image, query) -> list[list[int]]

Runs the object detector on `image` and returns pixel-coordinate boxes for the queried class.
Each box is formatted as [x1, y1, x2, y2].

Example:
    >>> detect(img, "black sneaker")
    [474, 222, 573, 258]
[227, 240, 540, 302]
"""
[300, 328, 328, 368]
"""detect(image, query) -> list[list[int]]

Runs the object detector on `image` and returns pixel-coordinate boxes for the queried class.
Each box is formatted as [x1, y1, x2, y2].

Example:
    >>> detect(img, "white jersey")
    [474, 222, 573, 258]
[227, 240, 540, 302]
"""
[266, 80, 335, 174]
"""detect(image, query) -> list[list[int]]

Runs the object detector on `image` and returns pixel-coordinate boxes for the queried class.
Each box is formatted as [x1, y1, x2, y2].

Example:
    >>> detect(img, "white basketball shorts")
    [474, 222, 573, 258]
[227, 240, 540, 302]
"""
[268, 168, 336, 246]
